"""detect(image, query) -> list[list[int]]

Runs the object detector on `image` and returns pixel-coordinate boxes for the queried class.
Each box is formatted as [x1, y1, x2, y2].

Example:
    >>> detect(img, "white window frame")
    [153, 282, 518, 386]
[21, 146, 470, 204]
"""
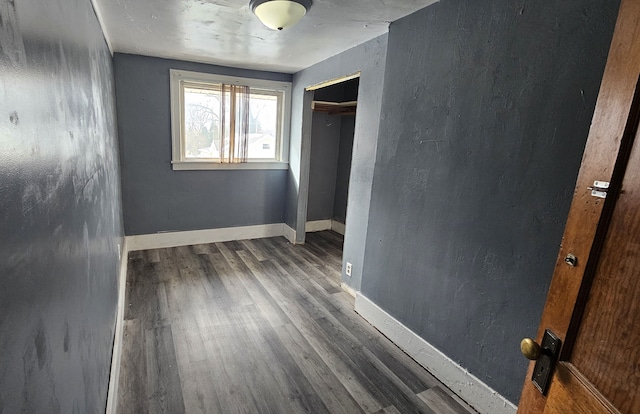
[170, 69, 291, 170]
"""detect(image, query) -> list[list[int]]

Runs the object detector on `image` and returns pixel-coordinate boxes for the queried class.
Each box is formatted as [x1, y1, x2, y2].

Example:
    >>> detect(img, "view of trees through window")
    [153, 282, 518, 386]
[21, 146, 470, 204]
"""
[183, 86, 278, 160]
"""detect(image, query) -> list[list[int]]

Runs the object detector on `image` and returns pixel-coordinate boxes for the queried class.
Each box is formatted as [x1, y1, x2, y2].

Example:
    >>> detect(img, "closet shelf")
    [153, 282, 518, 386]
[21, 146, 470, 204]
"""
[311, 100, 357, 116]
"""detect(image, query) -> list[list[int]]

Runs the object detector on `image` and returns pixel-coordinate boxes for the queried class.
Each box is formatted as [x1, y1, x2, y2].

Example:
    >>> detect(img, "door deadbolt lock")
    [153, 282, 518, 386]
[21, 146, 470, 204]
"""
[564, 254, 577, 267]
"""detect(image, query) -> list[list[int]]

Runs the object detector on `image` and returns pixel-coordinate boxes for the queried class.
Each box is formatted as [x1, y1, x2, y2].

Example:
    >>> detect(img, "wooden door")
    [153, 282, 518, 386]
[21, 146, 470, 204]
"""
[517, 0, 640, 412]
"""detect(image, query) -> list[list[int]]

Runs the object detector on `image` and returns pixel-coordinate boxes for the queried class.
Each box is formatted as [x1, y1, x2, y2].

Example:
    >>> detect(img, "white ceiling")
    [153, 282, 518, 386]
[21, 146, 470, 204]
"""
[95, 0, 438, 73]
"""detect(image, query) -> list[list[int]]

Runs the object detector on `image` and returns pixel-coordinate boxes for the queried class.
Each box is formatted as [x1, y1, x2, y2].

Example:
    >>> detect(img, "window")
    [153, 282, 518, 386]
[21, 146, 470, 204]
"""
[170, 69, 291, 170]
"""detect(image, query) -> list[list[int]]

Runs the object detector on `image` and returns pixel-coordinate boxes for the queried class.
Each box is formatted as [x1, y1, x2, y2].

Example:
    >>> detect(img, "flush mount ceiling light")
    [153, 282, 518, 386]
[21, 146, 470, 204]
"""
[250, 0, 312, 31]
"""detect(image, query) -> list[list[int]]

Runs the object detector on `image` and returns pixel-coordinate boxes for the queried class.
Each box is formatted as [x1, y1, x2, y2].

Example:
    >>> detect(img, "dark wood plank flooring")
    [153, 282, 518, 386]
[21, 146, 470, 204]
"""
[117, 231, 477, 414]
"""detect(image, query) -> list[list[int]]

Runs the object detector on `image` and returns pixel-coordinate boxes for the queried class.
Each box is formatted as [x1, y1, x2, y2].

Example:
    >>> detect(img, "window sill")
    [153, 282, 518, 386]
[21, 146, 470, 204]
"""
[171, 161, 289, 171]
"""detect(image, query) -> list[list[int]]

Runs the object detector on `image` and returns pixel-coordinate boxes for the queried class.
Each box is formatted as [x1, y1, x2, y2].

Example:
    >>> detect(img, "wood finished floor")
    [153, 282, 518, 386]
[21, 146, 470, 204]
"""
[117, 231, 477, 414]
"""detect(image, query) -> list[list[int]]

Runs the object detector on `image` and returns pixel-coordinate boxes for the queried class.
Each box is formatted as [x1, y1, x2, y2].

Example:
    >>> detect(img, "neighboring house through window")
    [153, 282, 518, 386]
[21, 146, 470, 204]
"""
[170, 69, 291, 170]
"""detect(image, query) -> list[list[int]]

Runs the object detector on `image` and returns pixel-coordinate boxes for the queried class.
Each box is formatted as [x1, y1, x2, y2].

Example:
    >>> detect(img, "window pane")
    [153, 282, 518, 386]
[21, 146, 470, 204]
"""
[184, 86, 221, 159]
[248, 93, 278, 159]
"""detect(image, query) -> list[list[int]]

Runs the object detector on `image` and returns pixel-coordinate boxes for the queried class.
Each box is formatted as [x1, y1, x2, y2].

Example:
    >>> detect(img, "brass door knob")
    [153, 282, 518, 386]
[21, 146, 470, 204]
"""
[521, 337, 542, 360]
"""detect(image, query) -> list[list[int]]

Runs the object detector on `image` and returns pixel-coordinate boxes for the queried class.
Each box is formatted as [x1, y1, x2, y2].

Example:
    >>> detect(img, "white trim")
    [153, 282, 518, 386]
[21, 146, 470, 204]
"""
[89, 0, 114, 55]
[283, 224, 297, 244]
[354, 294, 517, 414]
[171, 161, 288, 171]
[303, 219, 346, 235]
[169, 69, 292, 169]
[304, 219, 345, 235]
[126, 224, 285, 251]
[294, 90, 315, 244]
[305, 219, 332, 232]
[106, 238, 128, 414]
[171, 69, 293, 90]
[331, 220, 346, 235]
[306, 72, 361, 91]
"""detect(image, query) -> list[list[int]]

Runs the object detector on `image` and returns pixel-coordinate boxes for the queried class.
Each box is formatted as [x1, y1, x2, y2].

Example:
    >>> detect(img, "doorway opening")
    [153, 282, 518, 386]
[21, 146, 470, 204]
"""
[304, 76, 360, 246]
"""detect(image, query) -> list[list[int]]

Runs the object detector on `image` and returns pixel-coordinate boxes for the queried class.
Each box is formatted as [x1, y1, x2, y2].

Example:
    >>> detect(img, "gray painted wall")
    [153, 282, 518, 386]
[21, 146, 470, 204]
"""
[361, 0, 619, 404]
[114, 53, 292, 235]
[307, 111, 342, 221]
[289, 35, 388, 291]
[0, 0, 123, 412]
[333, 115, 355, 224]
[308, 79, 358, 224]
[307, 81, 357, 223]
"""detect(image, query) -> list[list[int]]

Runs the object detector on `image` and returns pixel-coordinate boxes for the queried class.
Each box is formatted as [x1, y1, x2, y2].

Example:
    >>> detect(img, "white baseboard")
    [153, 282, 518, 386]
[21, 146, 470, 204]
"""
[283, 224, 297, 244]
[354, 294, 517, 414]
[331, 220, 345, 235]
[305, 219, 332, 232]
[106, 238, 128, 414]
[126, 223, 285, 251]
[305, 219, 346, 235]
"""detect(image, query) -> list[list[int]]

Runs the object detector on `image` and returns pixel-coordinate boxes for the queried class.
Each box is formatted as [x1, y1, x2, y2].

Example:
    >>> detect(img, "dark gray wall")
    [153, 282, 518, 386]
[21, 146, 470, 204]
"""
[0, 0, 123, 412]
[114, 53, 292, 235]
[307, 111, 342, 221]
[308, 79, 358, 224]
[307, 82, 350, 222]
[290, 35, 388, 291]
[333, 115, 355, 223]
[331, 78, 359, 223]
[361, 0, 619, 404]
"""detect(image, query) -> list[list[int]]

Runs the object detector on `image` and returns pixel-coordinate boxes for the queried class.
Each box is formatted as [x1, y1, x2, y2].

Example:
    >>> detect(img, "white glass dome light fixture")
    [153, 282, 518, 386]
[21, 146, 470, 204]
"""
[250, 0, 313, 31]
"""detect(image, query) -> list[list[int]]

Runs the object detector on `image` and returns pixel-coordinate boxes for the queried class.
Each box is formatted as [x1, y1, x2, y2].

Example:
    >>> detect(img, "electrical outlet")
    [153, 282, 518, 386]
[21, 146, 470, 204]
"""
[345, 262, 352, 276]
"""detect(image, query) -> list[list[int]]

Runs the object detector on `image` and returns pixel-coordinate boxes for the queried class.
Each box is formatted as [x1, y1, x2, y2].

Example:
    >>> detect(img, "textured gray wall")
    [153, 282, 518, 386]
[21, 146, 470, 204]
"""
[0, 0, 123, 412]
[307, 111, 342, 221]
[289, 35, 388, 291]
[361, 0, 619, 403]
[307, 82, 347, 222]
[114, 53, 292, 235]
[333, 115, 355, 223]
